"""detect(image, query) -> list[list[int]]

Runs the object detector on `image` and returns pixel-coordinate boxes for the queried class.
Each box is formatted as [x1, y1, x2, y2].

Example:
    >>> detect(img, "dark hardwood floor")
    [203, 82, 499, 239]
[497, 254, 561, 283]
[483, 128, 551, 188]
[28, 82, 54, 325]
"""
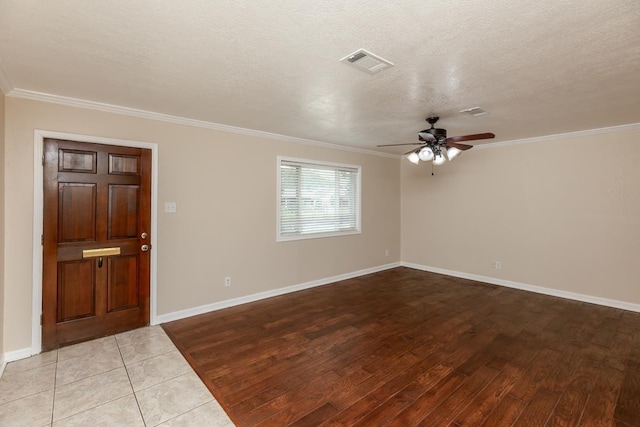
[162, 267, 640, 426]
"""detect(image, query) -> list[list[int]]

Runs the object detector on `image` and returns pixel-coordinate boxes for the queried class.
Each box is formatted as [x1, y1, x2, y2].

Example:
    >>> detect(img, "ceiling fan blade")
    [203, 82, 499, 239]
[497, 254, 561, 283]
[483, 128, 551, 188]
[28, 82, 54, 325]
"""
[446, 142, 473, 151]
[403, 148, 420, 155]
[417, 132, 437, 142]
[445, 133, 495, 143]
[377, 143, 424, 147]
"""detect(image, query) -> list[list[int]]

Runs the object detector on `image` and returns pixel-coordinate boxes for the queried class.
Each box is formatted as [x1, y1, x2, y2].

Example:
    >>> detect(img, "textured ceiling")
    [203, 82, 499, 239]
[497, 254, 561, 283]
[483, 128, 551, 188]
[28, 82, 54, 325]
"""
[0, 0, 639, 153]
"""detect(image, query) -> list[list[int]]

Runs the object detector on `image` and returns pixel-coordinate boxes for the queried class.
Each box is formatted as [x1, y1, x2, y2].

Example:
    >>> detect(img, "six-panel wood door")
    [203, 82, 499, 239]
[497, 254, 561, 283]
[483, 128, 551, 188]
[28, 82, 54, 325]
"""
[42, 138, 151, 350]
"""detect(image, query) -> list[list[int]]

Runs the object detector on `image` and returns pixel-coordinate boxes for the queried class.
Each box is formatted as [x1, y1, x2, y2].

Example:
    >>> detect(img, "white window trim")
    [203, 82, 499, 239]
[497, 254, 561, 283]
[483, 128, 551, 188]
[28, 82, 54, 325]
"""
[277, 156, 362, 242]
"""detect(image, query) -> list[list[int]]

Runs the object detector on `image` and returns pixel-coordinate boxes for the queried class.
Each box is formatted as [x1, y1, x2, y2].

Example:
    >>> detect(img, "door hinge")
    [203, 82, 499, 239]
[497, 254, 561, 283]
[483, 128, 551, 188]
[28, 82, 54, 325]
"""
[42, 155, 45, 166]
[41, 235, 44, 246]
[40, 314, 43, 325]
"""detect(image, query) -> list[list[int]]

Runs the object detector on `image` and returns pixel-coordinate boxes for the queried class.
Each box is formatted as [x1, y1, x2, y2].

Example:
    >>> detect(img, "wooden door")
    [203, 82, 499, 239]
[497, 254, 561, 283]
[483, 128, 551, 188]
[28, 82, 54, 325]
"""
[42, 138, 151, 350]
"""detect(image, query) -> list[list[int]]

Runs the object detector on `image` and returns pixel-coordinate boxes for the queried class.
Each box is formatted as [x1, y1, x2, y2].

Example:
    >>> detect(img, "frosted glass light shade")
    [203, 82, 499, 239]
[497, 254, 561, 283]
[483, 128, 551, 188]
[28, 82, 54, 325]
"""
[433, 152, 446, 165]
[418, 147, 434, 161]
[407, 152, 420, 164]
[447, 147, 462, 160]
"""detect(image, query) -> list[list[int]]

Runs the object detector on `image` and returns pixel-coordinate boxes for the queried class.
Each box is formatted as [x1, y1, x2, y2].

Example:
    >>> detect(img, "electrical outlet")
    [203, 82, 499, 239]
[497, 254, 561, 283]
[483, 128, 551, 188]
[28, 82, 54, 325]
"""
[495, 261, 502, 270]
[385, 249, 389, 257]
[490, 261, 495, 269]
[224, 276, 231, 287]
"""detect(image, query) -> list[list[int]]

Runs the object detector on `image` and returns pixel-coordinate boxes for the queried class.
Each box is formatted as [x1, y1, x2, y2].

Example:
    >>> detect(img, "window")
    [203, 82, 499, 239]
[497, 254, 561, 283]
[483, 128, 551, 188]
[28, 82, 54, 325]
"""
[278, 157, 361, 241]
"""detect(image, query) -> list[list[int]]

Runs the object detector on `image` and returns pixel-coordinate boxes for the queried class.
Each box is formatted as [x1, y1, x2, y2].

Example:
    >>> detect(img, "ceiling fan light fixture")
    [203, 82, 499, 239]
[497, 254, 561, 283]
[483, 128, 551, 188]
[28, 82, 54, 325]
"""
[433, 152, 446, 165]
[447, 146, 462, 160]
[376, 115, 494, 170]
[418, 147, 434, 161]
[407, 152, 420, 164]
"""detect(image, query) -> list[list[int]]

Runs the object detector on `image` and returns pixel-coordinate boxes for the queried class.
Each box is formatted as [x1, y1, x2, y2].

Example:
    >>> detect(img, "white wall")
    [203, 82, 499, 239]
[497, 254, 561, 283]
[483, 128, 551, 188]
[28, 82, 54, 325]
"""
[0, 92, 5, 360]
[402, 127, 640, 305]
[3, 97, 401, 353]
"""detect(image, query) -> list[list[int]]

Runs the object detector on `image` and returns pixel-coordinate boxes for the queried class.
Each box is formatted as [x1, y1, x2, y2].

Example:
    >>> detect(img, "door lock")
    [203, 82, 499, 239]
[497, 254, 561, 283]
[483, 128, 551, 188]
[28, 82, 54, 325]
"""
[141, 232, 148, 239]
[141, 244, 149, 252]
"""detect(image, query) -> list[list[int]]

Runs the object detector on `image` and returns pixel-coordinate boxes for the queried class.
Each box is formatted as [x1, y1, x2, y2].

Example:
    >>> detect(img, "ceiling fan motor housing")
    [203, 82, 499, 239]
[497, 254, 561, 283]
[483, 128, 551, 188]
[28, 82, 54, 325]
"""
[419, 128, 447, 142]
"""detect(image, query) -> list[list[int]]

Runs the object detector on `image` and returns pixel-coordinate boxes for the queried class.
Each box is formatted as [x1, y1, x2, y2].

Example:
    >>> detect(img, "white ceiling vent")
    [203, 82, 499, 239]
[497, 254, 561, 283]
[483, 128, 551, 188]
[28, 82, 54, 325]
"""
[460, 107, 488, 116]
[340, 49, 393, 75]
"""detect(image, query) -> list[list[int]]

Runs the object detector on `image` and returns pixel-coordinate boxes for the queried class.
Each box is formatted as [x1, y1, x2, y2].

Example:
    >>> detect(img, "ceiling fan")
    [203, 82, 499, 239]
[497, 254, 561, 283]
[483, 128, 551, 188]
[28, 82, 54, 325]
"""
[378, 116, 495, 165]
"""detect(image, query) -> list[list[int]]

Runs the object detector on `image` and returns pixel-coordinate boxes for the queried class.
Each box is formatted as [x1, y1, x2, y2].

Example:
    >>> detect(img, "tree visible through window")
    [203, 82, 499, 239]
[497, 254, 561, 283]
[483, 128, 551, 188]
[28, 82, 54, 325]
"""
[278, 157, 361, 241]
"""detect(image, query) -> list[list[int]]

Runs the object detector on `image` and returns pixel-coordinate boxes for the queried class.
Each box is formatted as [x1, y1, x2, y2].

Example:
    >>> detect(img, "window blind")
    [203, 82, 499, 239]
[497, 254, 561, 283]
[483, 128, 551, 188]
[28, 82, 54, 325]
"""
[279, 158, 361, 240]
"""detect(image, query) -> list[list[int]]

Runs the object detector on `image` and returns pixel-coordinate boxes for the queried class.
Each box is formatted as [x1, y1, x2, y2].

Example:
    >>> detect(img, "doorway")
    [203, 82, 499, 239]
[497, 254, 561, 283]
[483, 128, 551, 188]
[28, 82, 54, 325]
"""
[38, 135, 156, 351]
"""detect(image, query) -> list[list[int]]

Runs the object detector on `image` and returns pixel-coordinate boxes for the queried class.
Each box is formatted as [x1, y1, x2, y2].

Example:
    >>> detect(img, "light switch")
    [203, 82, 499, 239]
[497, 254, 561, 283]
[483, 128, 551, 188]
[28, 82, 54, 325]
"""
[164, 202, 177, 214]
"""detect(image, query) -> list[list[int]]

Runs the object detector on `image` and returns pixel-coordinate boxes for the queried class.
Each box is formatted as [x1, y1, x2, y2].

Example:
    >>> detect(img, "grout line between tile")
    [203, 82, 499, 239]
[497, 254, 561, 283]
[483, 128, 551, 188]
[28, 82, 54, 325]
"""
[158, 399, 214, 426]
[51, 393, 139, 426]
[116, 333, 149, 427]
[50, 351, 58, 427]
[54, 365, 125, 390]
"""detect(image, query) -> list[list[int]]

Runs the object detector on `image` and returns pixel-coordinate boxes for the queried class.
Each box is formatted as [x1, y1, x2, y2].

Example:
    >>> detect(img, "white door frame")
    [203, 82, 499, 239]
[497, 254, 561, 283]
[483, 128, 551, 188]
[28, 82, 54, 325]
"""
[32, 130, 159, 355]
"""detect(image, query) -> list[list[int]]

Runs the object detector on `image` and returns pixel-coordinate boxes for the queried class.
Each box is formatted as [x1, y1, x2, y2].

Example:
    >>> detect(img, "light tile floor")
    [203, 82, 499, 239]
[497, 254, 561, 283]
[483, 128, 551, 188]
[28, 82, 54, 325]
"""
[0, 326, 235, 426]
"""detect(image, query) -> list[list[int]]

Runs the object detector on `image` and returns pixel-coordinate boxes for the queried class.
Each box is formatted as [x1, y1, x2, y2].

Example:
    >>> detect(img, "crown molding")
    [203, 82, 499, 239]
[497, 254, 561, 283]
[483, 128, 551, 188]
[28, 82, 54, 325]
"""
[8, 88, 637, 157]
[0, 59, 14, 94]
[475, 122, 640, 150]
[7, 88, 399, 159]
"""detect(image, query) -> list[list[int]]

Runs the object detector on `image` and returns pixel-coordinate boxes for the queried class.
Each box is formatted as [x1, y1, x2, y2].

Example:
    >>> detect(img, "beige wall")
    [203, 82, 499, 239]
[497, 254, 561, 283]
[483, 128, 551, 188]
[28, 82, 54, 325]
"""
[0, 92, 5, 357]
[402, 128, 640, 305]
[5, 94, 637, 355]
[3, 97, 401, 352]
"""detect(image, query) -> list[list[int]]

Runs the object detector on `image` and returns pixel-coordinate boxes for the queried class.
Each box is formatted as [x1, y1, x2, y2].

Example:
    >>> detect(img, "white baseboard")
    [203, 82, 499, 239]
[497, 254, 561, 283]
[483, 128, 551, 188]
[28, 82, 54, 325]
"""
[1, 347, 34, 377]
[402, 262, 640, 313]
[9, 260, 632, 371]
[5, 347, 33, 362]
[156, 262, 402, 324]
